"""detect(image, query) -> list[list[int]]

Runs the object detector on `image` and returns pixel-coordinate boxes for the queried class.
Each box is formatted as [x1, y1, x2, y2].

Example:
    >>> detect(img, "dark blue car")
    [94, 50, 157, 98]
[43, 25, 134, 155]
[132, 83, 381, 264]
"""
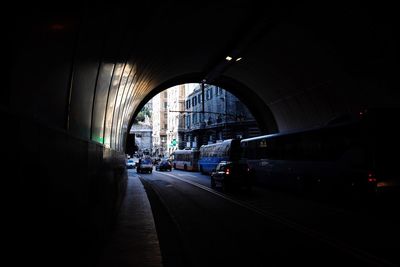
[156, 160, 172, 171]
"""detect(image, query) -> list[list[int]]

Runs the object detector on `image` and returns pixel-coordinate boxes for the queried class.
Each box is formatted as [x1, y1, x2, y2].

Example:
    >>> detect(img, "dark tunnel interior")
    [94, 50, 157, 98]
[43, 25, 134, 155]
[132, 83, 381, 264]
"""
[2, 1, 398, 266]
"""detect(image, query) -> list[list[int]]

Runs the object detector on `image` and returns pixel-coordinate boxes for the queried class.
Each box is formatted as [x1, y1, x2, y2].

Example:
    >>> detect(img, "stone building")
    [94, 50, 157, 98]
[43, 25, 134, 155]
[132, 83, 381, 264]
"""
[184, 84, 260, 148]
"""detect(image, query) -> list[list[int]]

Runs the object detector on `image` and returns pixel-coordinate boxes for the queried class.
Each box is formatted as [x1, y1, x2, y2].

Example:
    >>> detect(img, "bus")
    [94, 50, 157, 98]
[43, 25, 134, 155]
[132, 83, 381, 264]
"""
[240, 108, 400, 200]
[198, 139, 241, 174]
[171, 149, 200, 171]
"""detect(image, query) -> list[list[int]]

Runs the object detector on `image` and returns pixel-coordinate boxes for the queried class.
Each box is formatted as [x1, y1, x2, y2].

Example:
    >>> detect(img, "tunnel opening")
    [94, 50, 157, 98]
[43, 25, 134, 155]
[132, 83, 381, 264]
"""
[125, 80, 278, 158]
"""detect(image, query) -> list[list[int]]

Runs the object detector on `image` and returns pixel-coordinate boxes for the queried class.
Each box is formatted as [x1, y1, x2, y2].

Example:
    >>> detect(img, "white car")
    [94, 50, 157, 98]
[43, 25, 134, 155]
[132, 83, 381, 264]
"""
[126, 158, 135, 169]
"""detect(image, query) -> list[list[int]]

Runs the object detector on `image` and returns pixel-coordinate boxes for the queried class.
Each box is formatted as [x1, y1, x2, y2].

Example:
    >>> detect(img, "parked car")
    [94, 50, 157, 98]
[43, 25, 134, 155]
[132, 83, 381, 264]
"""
[137, 158, 153, 173]
[210, 161, 253, 191]
[126, 158, 135, 169]
[156, 160, 172, 171]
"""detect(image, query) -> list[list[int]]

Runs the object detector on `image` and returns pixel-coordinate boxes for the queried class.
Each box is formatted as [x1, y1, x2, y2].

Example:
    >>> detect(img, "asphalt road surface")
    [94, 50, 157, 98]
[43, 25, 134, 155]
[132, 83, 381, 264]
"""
[138, 169, 400, 267]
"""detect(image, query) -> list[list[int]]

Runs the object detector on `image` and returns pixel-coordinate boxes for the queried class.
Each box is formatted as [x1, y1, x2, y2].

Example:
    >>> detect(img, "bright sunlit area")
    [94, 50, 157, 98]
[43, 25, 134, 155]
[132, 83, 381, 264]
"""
[128, 83, 260, 159]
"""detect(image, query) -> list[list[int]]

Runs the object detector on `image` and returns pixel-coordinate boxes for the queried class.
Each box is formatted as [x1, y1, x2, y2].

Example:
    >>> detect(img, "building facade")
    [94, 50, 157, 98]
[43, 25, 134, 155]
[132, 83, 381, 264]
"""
[152, 91, 168, 157]
[184, 84, 260, 148]
[166, 84, 187, 154]
[128, 101, 153, 156]
[129, 121, 152, 157]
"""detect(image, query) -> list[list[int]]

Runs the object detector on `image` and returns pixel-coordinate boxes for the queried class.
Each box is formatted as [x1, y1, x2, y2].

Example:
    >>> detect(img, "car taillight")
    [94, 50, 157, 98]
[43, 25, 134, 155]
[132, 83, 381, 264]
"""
[367, 170, 377, 183]
[225, 168, 230, 175]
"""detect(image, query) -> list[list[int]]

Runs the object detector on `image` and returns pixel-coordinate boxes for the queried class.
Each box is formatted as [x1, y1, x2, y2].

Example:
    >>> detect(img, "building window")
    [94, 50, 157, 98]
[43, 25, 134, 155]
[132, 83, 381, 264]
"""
[207, 116, 213, 125]
[206, 89, 213, 100]
[186, 115, 191, 128]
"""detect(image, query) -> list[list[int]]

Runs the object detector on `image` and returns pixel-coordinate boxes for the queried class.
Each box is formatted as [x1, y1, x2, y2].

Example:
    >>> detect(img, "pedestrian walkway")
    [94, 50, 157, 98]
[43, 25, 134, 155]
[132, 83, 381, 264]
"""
[96, 173, 163, 267]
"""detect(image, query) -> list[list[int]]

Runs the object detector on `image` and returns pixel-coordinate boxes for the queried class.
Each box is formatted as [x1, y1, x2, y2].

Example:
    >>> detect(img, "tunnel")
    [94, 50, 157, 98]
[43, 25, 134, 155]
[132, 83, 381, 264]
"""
[3, 1, 397, 266]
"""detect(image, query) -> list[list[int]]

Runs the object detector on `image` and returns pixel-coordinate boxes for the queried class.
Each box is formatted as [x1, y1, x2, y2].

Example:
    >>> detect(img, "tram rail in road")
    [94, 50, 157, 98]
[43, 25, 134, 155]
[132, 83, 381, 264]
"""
[148, 171, 397, 267]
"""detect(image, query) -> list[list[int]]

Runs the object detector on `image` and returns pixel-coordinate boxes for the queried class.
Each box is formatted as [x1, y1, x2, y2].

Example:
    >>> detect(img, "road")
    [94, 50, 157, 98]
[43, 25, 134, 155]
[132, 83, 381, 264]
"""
[135, 168, 400, 267]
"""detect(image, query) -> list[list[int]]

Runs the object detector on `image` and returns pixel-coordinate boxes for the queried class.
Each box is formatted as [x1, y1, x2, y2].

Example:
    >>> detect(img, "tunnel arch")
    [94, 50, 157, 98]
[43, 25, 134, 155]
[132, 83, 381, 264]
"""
[125, 74, 278, 153]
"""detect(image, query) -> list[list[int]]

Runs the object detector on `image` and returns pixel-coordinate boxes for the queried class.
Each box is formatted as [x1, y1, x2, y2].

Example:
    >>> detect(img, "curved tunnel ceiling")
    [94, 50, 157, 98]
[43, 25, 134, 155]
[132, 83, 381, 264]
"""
[6, 2, 397, 152]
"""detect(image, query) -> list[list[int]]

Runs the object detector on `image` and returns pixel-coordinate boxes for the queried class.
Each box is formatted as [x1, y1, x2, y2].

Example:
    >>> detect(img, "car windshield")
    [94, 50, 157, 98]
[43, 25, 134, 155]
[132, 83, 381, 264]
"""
[128, 159, 134, 163]
[142, 159, 152, 164]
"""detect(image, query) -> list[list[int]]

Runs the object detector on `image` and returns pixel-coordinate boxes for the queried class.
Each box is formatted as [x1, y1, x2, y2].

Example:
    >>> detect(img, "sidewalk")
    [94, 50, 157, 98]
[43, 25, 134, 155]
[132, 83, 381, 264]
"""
[96, 173, 163, 267]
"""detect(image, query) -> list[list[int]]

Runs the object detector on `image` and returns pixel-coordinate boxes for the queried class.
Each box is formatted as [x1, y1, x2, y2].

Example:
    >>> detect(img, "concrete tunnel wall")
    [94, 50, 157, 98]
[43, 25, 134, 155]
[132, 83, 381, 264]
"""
[2, 2, 397, 265]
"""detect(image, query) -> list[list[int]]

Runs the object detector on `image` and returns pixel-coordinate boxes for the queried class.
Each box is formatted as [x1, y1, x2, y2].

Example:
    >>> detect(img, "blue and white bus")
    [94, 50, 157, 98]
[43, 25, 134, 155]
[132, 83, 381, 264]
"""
[198, 139, 241, 174]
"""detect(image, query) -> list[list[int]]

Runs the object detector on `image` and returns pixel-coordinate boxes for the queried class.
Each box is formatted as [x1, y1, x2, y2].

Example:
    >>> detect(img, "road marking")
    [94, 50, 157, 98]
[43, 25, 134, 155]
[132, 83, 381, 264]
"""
[161, 173, 396, 267]
[177, 173, 197, 178]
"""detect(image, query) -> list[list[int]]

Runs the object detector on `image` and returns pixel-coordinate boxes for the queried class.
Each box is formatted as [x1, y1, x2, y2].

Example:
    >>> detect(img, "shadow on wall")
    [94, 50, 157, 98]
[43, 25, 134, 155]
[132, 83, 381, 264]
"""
[3, 110, 128, 266]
